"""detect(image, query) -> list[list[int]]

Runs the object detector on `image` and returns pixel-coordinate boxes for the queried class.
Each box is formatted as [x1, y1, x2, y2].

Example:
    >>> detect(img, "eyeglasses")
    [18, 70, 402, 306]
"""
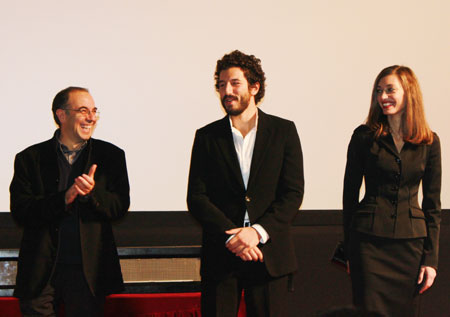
[64, 107, 100, 118]
[376, 87, 398, 95]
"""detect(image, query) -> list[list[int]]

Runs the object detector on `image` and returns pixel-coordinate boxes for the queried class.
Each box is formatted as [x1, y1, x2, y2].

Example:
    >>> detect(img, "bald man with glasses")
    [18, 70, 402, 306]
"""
[10, 86, 130, 316]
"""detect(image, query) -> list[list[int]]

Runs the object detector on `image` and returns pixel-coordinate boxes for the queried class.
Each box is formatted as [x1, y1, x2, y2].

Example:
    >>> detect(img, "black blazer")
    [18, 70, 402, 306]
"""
[343, 125, 441, 267]
[10, 135, 130, 298]
[187, 109, 304, 279]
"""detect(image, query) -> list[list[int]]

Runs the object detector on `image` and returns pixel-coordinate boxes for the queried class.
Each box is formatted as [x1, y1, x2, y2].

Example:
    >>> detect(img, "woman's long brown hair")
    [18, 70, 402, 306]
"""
[366, 65, 433, 144]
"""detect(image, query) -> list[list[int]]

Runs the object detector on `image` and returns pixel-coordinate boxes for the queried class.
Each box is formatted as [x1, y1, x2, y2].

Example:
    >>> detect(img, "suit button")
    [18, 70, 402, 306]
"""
[245, 196, 251, 202]
[391, 200, 397, 206]
[395, 158, 401, 164]
[391, 214, 397, 219]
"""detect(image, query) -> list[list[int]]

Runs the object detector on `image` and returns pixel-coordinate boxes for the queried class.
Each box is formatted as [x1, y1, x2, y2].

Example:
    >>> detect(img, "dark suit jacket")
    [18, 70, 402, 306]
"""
[187, 109, 304, 279]
[10, 134, 130, 298]
[343, 125, 441, 268]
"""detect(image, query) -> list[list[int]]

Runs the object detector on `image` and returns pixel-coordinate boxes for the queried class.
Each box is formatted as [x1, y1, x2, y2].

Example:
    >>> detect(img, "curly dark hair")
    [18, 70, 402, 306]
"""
[214, 50, 266, 105]
[52, 86, 89, 126]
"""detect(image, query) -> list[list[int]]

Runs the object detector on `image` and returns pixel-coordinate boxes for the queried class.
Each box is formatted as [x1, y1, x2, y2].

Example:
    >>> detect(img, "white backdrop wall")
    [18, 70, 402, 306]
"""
[1, 0, 449, 211]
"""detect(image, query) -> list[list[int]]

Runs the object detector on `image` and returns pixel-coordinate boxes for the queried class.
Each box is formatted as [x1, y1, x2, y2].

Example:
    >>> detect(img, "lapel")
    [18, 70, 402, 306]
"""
[39, 138, 60, 192]
[215, 109, 273, 191]
[248, 109, 272, 190]
[378, 134, 401, 158]
[69, 139, 94, 180]
[80, 138, 94, 174]
[215, 116, 246, 190]
[41, 135, 94, 192]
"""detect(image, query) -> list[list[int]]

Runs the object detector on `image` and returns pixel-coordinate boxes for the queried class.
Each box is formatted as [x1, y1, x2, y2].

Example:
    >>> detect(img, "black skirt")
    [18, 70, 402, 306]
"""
[349, 231, 424, 317]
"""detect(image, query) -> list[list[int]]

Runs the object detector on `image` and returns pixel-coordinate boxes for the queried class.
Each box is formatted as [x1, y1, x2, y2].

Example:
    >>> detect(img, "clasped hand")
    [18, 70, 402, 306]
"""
[65, 164, 97, 205]
[225, 227, 264, 262]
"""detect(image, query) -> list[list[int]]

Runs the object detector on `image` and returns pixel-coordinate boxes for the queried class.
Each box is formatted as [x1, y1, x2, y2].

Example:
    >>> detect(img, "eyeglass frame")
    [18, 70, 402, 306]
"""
[63, 106, 100, 117]
[375, 86, 400, 95]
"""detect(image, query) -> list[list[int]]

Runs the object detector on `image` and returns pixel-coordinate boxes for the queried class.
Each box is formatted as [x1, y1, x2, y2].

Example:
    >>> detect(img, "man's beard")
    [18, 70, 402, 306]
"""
[221, 94, 251, 116]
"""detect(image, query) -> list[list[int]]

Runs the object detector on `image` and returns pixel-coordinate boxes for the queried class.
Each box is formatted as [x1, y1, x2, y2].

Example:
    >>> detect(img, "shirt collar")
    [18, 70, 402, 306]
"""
[228, 111, 259, 135]
[53, 130, 87, 152]
[53, 129, 87, 164]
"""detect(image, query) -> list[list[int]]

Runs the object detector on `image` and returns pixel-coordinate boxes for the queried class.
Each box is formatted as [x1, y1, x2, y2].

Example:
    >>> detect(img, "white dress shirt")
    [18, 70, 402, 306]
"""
[228, 116, 269, 244]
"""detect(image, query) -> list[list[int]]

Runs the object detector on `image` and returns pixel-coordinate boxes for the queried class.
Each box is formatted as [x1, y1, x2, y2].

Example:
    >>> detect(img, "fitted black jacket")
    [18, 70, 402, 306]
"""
[187, 109, 304, 279]
[343, 125, 441, 268]
[10, 135, 130, 298]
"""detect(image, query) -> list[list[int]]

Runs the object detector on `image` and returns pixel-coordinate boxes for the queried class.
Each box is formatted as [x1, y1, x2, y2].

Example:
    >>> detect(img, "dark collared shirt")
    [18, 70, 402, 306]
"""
[55, 130, 87, 165]
[53, 130, 88, 264]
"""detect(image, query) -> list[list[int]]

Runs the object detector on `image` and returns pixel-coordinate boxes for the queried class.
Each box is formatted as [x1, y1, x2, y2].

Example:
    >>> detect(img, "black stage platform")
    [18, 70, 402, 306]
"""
[1, 210, 449, 316]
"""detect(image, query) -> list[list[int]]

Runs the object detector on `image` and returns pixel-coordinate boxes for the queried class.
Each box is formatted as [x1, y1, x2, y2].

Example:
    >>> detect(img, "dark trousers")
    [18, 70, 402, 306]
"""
[19, 264, 104, 317]
[201, 261, 291, 317]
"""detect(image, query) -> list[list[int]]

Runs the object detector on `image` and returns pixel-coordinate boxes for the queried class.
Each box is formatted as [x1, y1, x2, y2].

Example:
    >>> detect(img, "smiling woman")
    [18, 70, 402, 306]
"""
[343, 65, 441, 316]
[376, 74, 406, 116]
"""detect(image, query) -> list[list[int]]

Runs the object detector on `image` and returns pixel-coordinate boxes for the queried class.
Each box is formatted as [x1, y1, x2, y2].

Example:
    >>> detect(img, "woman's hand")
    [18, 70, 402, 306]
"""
[417, 265, 437, 294]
